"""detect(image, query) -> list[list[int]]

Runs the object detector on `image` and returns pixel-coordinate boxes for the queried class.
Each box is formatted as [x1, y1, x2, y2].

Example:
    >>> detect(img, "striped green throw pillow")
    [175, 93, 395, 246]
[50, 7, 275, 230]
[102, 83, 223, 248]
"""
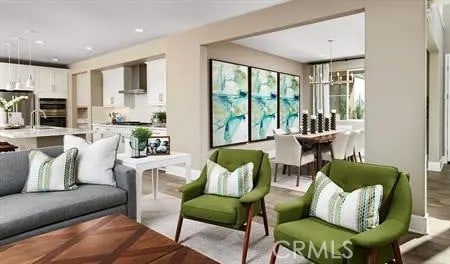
[23, 148, 79, 192]
[204, 160, 254, 198]
[310, 171, 383, 233]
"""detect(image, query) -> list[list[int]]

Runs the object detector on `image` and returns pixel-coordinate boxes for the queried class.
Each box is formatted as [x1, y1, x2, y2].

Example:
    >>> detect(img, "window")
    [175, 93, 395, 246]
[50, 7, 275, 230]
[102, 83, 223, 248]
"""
[329, 69, 365, 120]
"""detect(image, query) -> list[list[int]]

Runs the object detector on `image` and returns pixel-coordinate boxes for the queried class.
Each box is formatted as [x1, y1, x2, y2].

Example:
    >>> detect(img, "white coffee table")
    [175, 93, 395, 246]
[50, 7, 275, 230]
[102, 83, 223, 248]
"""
[117, 152, 191, 222]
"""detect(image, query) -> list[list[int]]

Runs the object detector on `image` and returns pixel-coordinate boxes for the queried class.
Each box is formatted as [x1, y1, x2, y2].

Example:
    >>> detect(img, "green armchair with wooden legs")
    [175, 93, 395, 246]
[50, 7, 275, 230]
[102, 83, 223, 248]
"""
[175, 149, 271, 264]
[270, 160, 412, 264]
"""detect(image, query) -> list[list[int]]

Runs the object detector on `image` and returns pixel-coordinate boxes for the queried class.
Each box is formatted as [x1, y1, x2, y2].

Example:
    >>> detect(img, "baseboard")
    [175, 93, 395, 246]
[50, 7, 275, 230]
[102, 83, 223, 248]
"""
[427, 156, 446, 172]
[164, 165, 201, 181]
[409, 214, 428, 234]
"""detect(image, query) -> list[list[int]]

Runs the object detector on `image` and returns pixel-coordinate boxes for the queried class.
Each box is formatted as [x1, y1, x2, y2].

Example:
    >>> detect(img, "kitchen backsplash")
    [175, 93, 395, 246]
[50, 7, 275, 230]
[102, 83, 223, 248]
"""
[92, 94, 165, 123]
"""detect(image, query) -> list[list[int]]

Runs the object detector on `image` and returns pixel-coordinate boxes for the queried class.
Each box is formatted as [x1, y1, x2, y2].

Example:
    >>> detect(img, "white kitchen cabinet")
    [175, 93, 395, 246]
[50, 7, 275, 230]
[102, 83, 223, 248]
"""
[102, 67, 125, 107]
[36, 67, 68, 98]
[76, 73, 90, 107]
[0, 63, 35, 91]
[146, 58, 166, 106]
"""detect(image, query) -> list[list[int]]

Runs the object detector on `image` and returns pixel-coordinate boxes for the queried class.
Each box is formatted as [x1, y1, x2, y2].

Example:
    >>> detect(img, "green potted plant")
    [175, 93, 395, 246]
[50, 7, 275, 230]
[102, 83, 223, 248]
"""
[130, 127, 152, 158]
[153, 111, 166, 125]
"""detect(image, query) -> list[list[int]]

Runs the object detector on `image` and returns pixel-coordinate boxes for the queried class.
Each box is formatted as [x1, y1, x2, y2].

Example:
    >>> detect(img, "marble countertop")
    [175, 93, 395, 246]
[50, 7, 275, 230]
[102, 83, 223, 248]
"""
[0, 126, 93, 139]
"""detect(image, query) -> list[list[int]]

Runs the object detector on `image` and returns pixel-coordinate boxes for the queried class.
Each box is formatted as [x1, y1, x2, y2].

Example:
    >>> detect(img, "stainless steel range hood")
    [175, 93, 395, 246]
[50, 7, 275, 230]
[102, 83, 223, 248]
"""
[119, 64, 147, 94]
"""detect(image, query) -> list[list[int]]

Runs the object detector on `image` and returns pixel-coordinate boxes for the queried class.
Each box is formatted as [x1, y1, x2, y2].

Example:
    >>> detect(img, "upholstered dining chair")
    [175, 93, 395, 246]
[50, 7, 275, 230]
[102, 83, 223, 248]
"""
[270, 160, 412, 264]
[322, 131, 351, 161]
[344, 131, 358, 161]
[354, 129, 365, 162]
[273, 128, 288, 135]
[274, 135, 315, 187]
[175, 149, 271, 264]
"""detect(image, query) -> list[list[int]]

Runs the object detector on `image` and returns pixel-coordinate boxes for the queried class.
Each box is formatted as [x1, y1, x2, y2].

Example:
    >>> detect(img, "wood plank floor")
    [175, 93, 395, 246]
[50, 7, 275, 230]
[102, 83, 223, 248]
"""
[143, 166, 450, 264]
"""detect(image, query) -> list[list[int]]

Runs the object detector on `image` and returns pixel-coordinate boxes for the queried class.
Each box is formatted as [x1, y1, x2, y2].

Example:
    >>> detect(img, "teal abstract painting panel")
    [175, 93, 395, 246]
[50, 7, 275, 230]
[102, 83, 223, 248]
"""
[279, 73, 300, 132]
[251, 68, 278, 141]
[211, 60, 249, 147]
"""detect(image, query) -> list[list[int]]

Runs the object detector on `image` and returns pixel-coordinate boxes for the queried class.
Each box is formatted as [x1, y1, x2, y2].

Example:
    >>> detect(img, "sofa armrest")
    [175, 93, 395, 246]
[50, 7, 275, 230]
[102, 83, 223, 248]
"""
[114, 163, 137, 219]
[350, 219, 407, 248]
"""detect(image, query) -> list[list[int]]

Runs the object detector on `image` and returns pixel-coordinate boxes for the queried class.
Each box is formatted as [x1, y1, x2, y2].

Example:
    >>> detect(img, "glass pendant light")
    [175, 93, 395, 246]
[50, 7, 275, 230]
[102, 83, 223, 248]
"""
[25, 39, 35, 89]
[5, 43, 15, 91]
[14, 37, 22, 90]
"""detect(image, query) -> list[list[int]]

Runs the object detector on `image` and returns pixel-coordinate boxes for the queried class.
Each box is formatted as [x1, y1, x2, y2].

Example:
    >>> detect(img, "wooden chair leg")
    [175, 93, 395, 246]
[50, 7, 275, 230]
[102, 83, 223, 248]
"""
[392, 240, 403, 264]
[296, 165, 300, 187]
[359, 152, 363, 162]
[269, 243, 280, 264]
[367, 248, 377, 264]
[260, 199, 269, 236]
[175, 215, 183, 242]
[273, 163, 279, 182]
[242, 203, 254, 264]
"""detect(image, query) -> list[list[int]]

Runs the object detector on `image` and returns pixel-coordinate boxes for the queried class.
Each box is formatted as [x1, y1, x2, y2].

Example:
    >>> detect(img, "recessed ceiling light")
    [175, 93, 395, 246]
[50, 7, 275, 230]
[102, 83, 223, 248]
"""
[35, 40, 45, 45]
[318, 54, 325, 57]
[85, 46, 93, 51]
[135, 28, 144, 33]
[52, 58, 59, 62]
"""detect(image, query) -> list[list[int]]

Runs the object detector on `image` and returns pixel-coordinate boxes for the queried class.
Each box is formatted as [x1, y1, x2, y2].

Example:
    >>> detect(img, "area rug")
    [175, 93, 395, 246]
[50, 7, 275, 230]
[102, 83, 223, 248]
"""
[141, 193, 310, 264]
[270, 171, 313, 193]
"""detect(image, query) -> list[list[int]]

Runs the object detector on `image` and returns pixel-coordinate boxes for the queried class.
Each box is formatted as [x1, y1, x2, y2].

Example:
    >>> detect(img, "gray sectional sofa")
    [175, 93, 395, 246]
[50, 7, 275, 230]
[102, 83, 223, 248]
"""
[0, 146, 136, 245]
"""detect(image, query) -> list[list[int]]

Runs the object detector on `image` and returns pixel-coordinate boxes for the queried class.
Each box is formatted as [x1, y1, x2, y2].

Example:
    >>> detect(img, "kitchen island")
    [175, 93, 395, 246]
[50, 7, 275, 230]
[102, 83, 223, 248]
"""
[0, 126, 93, 150]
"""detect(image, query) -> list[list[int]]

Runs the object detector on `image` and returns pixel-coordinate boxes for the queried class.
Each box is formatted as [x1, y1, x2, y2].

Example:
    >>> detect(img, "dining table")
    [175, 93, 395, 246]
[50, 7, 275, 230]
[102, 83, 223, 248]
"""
[293, 130, 344, 175]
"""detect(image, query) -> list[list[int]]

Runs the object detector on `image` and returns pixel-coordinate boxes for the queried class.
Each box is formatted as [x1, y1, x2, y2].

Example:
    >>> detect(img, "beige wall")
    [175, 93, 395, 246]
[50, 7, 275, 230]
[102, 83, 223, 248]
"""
[206, 41, 304, 154]
[70, 0, 427, 219]
[427, 6, 445, 166]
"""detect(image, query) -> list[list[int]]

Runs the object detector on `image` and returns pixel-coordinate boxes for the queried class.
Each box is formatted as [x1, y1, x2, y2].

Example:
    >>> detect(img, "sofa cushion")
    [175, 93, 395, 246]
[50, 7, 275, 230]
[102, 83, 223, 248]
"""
[274, 217, 356, 264]
[327, 160, 399, 220]
[182, 194, 240, 224]
[0, 146, 64, 196]
[216, 149, 263, 181]
[0, 184, 126, 240]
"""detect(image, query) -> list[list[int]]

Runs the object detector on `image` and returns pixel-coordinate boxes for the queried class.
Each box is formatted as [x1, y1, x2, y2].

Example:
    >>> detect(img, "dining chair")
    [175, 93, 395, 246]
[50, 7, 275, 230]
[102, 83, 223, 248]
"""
[321, 131, 351, 161]
[336, 124, 353, 131]
[273, 128, 288, 135]
[274, 135, 315, 187]
[344, 130, 358, 161]
[354, 129, 365, 162]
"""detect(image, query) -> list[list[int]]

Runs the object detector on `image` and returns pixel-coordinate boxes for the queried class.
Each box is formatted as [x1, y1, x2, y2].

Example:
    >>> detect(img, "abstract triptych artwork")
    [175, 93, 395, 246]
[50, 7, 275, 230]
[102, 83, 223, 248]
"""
[210, 59, 300, 148]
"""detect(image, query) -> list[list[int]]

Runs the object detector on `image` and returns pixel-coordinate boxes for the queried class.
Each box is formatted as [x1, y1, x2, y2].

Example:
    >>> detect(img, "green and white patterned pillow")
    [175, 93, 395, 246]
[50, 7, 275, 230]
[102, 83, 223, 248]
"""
[23, 148, 79, 192]
[310, 171, 383, 233]
[204, 160, 254, 198]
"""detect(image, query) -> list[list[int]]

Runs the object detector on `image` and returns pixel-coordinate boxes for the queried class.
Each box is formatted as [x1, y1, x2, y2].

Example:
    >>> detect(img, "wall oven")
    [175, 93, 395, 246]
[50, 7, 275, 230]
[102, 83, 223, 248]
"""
[39, 98, 67, 127]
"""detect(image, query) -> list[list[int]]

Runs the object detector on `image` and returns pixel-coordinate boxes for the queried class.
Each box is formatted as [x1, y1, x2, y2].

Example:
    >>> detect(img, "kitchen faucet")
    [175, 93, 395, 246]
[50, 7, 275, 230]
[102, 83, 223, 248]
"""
[30, 109, 47, 130]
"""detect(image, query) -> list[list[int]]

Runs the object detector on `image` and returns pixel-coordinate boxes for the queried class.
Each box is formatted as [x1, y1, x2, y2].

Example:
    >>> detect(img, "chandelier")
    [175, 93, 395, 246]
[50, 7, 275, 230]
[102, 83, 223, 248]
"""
[309, 39, 354, 86]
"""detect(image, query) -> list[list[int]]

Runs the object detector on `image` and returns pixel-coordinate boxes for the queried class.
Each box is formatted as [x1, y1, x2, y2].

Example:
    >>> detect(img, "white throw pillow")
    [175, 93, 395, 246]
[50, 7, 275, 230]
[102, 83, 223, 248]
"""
[204, 160, 254, 198]
[310, 171, 383, 233]
[23, 148, 78, 192]
[64, 135, 120, 186]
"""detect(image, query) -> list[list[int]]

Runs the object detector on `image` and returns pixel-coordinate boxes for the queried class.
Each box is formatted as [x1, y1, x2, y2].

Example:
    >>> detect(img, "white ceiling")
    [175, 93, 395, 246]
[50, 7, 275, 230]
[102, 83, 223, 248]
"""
[233, 13, 365, 63]
[0, 0, 287, 65]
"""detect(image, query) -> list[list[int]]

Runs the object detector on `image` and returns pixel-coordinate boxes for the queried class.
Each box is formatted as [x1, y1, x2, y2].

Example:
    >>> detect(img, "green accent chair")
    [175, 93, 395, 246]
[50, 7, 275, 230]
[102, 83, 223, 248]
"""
[175, 149, 271, 264]
[270, 160, 412, 264]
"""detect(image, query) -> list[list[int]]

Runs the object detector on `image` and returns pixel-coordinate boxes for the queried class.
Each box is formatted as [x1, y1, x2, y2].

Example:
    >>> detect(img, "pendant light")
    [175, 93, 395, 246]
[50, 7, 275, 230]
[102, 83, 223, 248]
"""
[5, 43, 15, 91]
[25, 39, 35, 89]
[14, 37, 22, 90]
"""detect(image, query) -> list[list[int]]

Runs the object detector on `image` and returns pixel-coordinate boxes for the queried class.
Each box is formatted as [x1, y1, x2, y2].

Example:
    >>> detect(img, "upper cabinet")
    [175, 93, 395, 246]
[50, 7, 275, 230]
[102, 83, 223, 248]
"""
[146, 58, 166, 106]
[102, 67, 125, 107]
[76, 73, 90, 107]
[36, 67, 68, 98]
[0, 62, 68, 98]
[0, 62, 36, 91]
